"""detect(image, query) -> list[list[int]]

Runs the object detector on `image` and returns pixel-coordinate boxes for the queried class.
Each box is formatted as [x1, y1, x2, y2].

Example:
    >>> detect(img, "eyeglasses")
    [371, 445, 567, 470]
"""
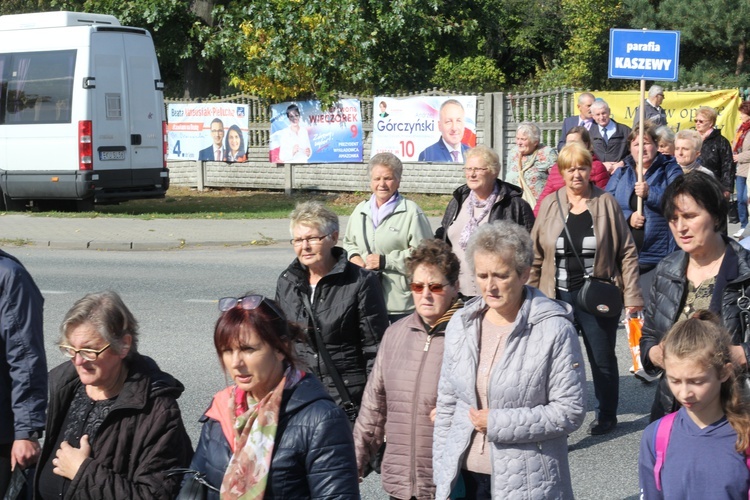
[290, 234, 330, 246]
[218, 294, 286, 320]
[695, 119, 708, 124]
[59, 343, 111, 361]
[410, 282, 451, 294]
[463, 167, 490, 174]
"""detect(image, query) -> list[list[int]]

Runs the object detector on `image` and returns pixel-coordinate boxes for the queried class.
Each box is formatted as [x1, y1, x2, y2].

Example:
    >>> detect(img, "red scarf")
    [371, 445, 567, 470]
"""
[734, 121, 750, 153]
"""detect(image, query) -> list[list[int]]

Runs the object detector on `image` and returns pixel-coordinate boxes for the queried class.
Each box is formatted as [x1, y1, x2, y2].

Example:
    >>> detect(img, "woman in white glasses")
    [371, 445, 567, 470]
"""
[276, 201, 388, 420]
[34, 291, 192, 499]
[354, 239, 464, 498]
[184, 294, 359, 499]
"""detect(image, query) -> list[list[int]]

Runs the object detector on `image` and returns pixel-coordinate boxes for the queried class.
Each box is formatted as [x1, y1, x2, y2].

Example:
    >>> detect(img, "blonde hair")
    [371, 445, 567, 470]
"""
[662, 312, 750, 452]
[557, 142, 592, 174]
[697, 106, 718, 126]
[464, 144, 500, 176]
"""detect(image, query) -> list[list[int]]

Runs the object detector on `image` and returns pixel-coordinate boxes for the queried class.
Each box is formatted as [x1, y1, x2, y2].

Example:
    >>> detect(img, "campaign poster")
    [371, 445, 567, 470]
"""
[585, 90, 740, 142]
[371, 96, 478, 162]
[269, 99, 363, 163]
[167, 103, 249, 162]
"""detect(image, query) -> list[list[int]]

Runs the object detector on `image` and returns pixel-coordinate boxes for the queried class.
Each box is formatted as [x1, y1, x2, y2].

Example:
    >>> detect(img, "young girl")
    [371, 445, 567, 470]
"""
[639, 312, 750, 499]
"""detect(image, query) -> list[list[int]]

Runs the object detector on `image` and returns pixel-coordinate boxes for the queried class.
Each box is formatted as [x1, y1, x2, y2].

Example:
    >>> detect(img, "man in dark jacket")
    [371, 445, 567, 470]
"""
[0, 250, 46, 496]
[589, 99, 632, 174]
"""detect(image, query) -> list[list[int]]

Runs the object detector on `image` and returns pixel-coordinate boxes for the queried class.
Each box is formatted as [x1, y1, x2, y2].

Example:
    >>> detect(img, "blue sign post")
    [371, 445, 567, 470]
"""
[609, 29, 680, 81]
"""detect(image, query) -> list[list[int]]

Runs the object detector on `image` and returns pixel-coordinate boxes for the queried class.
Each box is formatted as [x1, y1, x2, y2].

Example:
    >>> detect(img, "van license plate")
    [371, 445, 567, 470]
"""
[100, 151, 125, 161]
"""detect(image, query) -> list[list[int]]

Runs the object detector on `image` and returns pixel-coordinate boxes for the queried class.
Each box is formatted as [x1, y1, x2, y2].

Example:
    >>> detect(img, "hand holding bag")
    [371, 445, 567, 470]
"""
[556, 191, 623, 318]
[167, 468, 219, 500]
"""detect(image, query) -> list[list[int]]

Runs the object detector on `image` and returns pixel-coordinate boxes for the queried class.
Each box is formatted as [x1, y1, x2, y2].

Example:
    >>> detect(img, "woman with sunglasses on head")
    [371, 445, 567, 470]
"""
[185, 294, 359, 499]
[353, 239, 464, 498]
[34, 291, 192, 499]
[276, 201, 388, 417]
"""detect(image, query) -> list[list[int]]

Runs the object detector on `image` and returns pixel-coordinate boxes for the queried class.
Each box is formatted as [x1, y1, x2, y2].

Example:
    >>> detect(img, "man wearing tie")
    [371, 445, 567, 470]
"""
[198, 118, 225, 161]
[557, 92, 595, 151]
[418, 99, 471, 162]
[589, 99, 631, 174]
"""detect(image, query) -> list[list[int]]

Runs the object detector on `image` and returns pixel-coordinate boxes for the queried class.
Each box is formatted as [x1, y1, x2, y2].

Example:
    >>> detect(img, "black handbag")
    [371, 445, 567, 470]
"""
[556, 192, 623, 318]
[167, 468, 219, 500]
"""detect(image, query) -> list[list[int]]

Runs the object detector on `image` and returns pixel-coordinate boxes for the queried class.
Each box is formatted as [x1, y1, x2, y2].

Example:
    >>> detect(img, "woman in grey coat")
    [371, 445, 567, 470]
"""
[432, 220, 586, 499]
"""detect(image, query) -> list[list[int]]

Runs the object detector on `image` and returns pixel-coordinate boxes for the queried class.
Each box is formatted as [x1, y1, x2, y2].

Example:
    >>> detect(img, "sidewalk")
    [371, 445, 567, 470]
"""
[0, 214, 444, 250]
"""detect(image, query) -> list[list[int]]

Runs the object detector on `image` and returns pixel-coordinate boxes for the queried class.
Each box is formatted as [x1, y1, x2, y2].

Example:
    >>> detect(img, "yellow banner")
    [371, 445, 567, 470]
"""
[578, 90, 741, 142]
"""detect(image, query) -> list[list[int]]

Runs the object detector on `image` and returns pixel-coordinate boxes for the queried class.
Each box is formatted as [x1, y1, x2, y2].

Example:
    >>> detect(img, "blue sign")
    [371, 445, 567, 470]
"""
[609, 29, 680, 81]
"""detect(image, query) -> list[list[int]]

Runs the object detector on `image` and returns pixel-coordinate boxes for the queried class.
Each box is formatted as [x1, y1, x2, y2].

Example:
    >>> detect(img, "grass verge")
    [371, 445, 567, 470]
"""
[22, 187, 452, 219]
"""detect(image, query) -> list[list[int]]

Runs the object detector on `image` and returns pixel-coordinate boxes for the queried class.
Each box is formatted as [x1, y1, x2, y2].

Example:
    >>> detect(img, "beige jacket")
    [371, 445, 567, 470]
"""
[529, 185, 643, 308]
[735, 130, 750, 178]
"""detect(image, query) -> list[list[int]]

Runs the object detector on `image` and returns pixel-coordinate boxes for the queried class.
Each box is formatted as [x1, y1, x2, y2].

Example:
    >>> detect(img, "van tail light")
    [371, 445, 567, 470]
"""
[79, 120, 93, 170]
[162, 121, 168, 169]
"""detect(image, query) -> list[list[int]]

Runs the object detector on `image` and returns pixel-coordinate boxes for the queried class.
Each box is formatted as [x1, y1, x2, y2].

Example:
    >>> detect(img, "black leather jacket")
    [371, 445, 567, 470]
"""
[641, 238, 750, 420]
[275, 247, 388, 408]
[435, 180, 535, 243]
[188, 374, 360, 499]
[700, 128, 735, 192]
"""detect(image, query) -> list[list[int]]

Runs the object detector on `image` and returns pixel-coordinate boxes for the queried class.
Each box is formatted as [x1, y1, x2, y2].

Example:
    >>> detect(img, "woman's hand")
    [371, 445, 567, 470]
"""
[430, 408, 437, 423]
[634, 181, 649, 199]
[649, 344, 664, 369]
[365, 254, 381, 271]
[629, 212, 646, 230]
[468, 407, 488, 434]
[53, 435, 91, 480]
[350, 255, 365, 268]
[626, 306, 643, 315]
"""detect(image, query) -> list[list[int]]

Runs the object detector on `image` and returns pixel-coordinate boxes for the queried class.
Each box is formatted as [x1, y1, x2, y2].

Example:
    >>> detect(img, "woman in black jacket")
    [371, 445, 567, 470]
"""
[694, 106, 734, 196]
[185, 294, 359, 499]
[276, 201, 388, 414]
[640, 172, 750, 421]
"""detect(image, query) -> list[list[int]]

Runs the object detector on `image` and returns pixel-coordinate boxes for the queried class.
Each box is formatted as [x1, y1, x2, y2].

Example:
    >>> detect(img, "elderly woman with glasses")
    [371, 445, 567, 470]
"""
[34, 291, 192, 499]
[436, 144, 535, 297]
[185, 294, 359, 499]
[694, 106, 734, 198]
[276, 201, 388, 418]
[343, 152, 433, 322]
[353, 239, 464, 498]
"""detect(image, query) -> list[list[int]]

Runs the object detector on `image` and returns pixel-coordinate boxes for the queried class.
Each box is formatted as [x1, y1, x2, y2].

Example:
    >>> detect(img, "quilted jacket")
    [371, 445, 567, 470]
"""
[188, 373, 360, 499]
[700, 128, 734, 191]
[276, 247, 388, 408]
[34, 353, 193, 499]
[432, 288, 586, 499]
[342, 194, 433, 315]
[353, 300, 462, 499]
[606, 153, 683, 265]
[640, 238, 750, 420]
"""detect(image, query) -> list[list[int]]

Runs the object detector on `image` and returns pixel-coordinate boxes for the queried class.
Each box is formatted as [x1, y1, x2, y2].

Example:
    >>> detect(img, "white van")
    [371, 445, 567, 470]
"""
[0, 11, 168, 211]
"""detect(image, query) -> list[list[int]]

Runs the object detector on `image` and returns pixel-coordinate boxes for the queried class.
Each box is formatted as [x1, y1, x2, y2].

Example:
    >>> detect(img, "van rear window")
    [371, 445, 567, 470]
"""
[0, 49, 76, 125]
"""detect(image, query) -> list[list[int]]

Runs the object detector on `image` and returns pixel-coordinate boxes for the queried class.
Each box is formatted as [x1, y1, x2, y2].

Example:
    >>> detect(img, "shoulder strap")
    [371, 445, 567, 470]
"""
[555, 191, 588, 273]
[361, 212, 373, 255]
[654, 411, 678, 491]
[300, 292, 355, 410]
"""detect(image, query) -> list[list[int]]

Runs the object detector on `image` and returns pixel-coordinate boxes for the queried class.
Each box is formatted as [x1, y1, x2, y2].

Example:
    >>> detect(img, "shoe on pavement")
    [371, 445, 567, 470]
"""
[734, 227, 746, 238]
[589, 418, 617, 435]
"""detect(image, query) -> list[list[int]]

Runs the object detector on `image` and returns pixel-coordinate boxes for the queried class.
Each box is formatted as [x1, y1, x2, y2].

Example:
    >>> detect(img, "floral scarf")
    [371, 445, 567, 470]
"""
[220, 366, 304, 500]
[458, 183, 499, 250]
[734, 120, 750, 154]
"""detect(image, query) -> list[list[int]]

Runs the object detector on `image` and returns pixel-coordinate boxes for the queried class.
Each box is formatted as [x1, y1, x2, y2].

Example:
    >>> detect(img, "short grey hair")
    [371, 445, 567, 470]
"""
[465, 220, 534, 276]
[289, 200, 339, 236]
[464, 144, 501, 176]
[656, 125, 675, 145]
[697, 106, 718, 126]
[578, 92, 595, 104]
[60, 291, 139, 357]
[590, 99, 610, 113]
[368, 152, 403, 181]
[516, 122, 541, 146]
[649, 85, 664, 99]
[675, 129, 703, 151]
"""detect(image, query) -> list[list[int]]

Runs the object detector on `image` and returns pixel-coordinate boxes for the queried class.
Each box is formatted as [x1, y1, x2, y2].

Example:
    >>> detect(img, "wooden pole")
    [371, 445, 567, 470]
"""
[637, 78, 646, 215]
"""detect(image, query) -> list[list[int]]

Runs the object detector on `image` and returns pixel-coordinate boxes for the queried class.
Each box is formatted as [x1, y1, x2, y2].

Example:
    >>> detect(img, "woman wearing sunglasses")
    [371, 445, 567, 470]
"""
[34, 291, 193, 499]
[353, 239, 463, 498]
[184, 294, 359, 499]
[276, 201, 388, 418]
[433, 221, 586, 499]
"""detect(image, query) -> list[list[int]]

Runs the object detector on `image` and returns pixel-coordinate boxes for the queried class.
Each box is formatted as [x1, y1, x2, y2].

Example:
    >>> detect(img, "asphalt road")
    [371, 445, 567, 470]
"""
[14, 243, 653, 499]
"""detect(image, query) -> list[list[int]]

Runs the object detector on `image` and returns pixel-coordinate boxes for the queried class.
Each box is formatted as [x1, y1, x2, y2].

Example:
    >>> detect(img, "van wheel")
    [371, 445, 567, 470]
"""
[76, 197, 95, 212]
[2, 192, 26, 212]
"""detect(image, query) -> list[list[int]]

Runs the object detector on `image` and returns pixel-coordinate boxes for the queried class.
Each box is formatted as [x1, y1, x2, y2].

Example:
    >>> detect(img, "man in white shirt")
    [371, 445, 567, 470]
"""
[589, 99, 631, 173]
[558, 92, 595, 151]
[198, 118, 225, 161]
[418, 99, 471, 162]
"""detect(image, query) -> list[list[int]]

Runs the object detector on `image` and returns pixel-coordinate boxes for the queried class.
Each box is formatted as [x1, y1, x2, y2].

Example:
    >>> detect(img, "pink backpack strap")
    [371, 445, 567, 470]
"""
[653, 411, 678, 491]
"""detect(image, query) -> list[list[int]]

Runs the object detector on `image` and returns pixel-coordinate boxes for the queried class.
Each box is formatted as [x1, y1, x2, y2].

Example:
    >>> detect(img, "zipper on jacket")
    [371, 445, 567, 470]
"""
[410, 331, 434, 497]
